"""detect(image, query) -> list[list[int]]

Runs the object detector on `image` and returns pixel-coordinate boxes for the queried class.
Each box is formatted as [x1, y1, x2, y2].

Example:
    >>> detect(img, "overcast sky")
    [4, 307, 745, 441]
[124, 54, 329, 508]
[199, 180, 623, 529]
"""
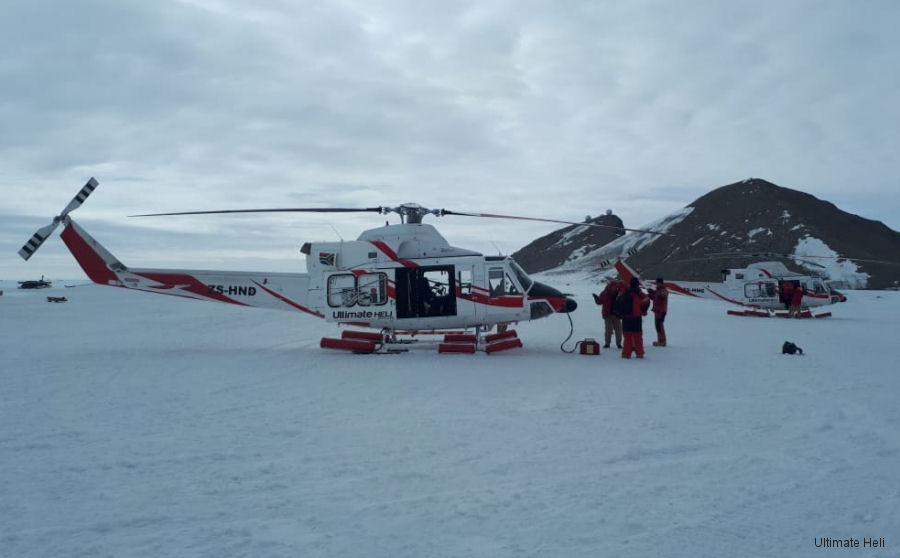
[2, 0, 899, 280]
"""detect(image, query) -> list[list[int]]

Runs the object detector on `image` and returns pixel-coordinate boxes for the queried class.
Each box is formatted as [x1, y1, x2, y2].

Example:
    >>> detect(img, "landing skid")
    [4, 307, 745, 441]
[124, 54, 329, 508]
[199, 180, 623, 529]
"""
[320, 327, 524, 354]
[726, 309, 832, 319]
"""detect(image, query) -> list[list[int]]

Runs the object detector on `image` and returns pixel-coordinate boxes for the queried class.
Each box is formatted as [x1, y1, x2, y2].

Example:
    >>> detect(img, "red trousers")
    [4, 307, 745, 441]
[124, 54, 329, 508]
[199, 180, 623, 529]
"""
[622, 332, 644, 357]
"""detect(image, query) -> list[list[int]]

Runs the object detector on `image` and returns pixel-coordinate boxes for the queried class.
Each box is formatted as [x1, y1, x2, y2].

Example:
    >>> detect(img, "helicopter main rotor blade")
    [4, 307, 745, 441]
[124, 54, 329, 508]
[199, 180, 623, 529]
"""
[440, 210, 671, 236]
[675, 252, 900, 266]
[130, 207, 386, 217]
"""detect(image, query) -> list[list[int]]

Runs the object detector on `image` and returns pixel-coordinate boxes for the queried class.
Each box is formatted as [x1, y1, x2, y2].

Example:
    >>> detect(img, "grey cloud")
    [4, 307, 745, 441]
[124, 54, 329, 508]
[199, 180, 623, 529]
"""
[2, 0, 899, 279]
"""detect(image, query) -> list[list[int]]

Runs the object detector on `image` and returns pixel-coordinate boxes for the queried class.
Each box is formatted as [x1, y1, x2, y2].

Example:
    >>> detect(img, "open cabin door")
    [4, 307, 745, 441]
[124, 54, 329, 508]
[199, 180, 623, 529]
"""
[395, 265, 458, 319]
[455, 263, 483, 324]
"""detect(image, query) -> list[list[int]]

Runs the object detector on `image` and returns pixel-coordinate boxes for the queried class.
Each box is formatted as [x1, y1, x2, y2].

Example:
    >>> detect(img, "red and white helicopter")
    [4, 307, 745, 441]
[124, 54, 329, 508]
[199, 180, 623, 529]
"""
[19, 178, 663, 353]
[611, 259, 842, 319]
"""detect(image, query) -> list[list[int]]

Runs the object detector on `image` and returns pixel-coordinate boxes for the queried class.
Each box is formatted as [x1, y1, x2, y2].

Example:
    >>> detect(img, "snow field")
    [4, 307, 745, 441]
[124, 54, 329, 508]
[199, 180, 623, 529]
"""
[1, 281, 898, 557]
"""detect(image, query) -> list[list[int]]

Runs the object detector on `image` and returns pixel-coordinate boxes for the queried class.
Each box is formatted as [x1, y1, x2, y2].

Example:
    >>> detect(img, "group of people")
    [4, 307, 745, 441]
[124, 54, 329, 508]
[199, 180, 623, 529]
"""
[591, 277, 810, 354]
[592, 277, 668, 359]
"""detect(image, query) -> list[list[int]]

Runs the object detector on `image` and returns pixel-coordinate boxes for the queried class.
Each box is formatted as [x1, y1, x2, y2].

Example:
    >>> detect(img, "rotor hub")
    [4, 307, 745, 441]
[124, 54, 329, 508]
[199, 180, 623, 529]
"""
[385, 203, 444, 224]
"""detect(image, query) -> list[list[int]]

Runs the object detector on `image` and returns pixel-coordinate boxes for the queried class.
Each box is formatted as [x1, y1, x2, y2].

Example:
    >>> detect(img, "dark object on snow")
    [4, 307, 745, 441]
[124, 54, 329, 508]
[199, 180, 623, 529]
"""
[46, 296, 67, 303]
[19, 275, 52, 289]
[782, 341, 803, 355]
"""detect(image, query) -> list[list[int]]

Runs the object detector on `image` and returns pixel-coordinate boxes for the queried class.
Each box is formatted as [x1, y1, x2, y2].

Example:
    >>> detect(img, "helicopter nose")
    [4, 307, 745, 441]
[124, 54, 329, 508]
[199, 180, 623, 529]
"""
[527, 280, 578, 314]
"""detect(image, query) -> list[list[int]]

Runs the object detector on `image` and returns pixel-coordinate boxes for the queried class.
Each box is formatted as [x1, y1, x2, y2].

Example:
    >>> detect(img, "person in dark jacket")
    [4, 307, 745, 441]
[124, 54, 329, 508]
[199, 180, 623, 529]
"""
[620, 277, 650, 359]
[593, 280, 623, 348]
[648, 277, 669, 347]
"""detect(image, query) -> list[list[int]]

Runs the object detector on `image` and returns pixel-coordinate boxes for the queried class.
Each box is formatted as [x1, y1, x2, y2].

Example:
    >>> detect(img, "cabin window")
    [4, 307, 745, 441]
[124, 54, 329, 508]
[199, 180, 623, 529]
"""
[457, 269, 472, 297]
[327, 274, 356, 307]
[744, 283, 760, 298]
[744, 282, 776, 298]
[327, 272, 388, 307]
[356, 273, 388, 306]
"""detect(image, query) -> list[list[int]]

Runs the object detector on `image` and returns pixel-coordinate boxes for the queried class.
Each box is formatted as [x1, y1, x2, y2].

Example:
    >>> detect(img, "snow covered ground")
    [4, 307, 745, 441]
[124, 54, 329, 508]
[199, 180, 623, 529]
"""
[2, 279, 899, 557]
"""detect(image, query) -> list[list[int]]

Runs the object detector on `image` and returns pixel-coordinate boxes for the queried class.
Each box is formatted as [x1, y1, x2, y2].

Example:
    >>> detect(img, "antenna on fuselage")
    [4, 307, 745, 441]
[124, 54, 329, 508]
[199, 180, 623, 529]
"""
[328, 223, 344, 241]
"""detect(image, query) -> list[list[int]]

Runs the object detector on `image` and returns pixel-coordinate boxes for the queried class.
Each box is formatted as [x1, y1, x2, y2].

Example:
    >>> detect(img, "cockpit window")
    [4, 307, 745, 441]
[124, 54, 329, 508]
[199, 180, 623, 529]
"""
[488, 266, 523, 296]
[508, 259, 534, 292]
[488, 267, 506, 296]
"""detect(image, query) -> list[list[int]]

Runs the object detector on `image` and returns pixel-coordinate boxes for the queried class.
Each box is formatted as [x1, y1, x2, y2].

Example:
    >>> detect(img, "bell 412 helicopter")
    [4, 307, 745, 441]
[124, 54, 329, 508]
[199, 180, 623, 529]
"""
[19, 178, 665, 353]
[612, 259, 841, 319]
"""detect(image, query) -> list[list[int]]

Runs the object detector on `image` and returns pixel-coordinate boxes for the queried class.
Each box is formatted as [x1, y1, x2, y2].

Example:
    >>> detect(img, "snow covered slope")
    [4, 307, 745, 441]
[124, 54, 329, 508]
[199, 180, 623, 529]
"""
[526, 178, 900, 289]
[2, 283, 898, 557]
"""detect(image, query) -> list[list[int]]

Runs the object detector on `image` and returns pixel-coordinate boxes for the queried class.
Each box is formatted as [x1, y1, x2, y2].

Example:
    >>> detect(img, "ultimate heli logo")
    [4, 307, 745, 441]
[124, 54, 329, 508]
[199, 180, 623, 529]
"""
[319, 252, 335, 266]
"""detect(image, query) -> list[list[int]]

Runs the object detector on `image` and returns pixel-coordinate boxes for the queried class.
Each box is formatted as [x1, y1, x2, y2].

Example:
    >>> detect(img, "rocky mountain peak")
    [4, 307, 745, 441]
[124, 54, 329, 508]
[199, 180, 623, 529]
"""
[511, 212, 626, 273]
[520, 178, 900, 289]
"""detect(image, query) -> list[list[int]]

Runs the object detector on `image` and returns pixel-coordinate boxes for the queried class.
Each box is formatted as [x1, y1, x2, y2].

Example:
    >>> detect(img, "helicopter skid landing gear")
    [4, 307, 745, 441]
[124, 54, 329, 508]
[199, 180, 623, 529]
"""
[320, 328, 524, 354]
[484, 337, 523, 353]
[726, 309, 770, 317]
[775, 310, 831, 319]
[443, 328, 522, 354]
[726, 309, 831, 319]
[320, 337, 378, 353]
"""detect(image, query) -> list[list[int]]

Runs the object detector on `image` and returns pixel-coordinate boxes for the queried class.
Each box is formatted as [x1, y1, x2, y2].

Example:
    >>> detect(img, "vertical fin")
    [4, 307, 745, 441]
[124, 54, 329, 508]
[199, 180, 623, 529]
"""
[59, 218, 127, 286]
[614, 260, 640, 283]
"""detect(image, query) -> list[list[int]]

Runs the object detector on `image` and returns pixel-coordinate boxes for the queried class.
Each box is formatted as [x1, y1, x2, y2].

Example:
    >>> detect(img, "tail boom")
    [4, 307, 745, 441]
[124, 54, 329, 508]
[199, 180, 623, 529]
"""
[59, 218, 323, 317]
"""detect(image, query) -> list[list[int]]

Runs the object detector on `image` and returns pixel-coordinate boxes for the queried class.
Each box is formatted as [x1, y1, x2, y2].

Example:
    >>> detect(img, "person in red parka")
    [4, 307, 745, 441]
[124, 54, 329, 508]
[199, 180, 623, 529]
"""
[619, 277, 650, 359]
[593, 280, 623, 348]
[648, 277, 669, 347]
[789, 284, 805, 317]
[780, 281, 795, 310]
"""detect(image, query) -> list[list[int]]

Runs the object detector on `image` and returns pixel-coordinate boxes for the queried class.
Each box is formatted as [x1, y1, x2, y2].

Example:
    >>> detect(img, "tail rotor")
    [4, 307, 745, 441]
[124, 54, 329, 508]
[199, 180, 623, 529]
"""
[18, 177, 99, 261]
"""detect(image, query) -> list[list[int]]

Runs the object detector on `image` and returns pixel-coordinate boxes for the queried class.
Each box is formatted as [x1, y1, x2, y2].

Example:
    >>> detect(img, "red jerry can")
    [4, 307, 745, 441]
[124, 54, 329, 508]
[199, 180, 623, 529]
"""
[580, 338, 601, 355]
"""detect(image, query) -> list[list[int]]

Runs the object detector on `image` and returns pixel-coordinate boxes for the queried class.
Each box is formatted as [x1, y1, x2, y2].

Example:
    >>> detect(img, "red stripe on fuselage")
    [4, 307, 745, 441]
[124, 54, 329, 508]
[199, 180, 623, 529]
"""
[253, 280, 324, 317]
[463, 291, 524, 307]
[369, 241, 418, 267]
[664, 283, 701, 297]
[704, 287, 747, 307]
[134, 272, 248, 306]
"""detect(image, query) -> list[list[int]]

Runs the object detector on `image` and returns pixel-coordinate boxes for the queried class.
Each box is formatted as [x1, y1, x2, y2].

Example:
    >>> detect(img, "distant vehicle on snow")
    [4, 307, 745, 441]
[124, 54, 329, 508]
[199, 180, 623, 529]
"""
[18, 275, 52, 289]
